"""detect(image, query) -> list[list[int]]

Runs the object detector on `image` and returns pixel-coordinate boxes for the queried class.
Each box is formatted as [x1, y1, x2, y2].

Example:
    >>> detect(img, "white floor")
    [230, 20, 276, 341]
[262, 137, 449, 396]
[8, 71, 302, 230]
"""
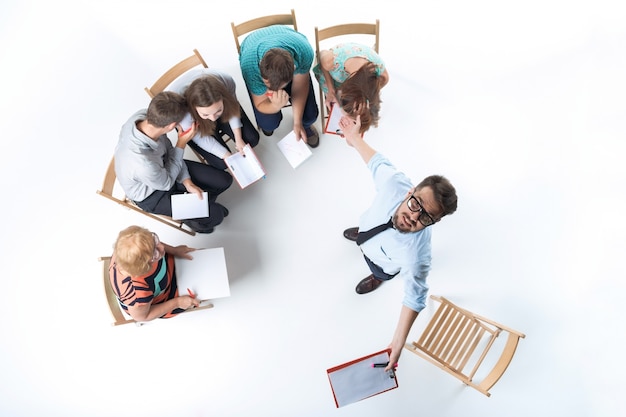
[1, 1, 625, 416]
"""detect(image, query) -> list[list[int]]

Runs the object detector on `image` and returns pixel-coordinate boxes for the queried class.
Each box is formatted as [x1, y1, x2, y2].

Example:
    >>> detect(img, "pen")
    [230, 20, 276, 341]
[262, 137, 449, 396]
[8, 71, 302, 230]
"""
[187, 288, 196, 298]
[265, 92, 273, 97]
[371, 362, 398, 368]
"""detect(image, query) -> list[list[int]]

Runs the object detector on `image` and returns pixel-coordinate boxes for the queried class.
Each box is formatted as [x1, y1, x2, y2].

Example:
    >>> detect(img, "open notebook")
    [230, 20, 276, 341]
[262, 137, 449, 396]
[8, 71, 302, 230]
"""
[327, 349, 398, 408]
[225, 144, 266, 189]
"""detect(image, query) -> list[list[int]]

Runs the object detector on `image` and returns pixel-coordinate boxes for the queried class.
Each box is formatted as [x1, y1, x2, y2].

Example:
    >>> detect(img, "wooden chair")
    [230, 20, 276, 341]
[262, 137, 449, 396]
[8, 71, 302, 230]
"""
[96, 157, 196, 236]
[144, 48, 208, 98]
[404, 295, 525, 397]
[314, 20, 380, 126]
[231, 9, 298, 55]
[99, 256, 214, 326]
[144, 48, 232, 161]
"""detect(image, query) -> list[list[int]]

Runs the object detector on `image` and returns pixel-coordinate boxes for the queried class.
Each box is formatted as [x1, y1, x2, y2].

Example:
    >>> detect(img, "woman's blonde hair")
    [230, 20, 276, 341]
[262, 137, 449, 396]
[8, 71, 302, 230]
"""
[113, 226, 155, 277]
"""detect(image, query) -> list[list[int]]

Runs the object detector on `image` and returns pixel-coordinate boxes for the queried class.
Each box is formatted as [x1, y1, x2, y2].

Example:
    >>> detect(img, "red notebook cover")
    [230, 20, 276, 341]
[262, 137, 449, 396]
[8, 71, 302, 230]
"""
[327, 349, 398, 408]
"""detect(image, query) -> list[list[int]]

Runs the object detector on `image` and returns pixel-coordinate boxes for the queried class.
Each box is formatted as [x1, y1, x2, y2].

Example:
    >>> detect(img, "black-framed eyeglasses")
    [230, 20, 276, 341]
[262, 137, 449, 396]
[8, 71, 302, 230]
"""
[406, 193, 436, 227]
[150, 232, 163, 263]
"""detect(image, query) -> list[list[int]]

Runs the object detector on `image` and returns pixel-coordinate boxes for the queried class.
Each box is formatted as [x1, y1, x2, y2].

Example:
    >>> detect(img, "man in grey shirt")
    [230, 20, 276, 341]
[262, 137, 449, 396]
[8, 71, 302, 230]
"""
[115, 92, 232, 233]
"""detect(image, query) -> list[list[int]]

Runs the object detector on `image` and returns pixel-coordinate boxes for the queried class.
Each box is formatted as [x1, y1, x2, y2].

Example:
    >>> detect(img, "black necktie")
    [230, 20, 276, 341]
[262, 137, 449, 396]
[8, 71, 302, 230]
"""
[356, 217, 394, 245]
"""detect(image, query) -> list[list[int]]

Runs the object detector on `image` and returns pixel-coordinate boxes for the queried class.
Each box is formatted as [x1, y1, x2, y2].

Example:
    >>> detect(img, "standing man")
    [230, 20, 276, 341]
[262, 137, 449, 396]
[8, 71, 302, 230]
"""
[339, 115, 458, 371]
[115, 91, 232, 234]
[239, 25, 320, 147]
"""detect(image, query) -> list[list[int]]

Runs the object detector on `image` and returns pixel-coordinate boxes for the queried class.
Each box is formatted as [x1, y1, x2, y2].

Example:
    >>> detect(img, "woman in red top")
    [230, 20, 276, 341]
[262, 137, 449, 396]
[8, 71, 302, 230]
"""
[109, 225, 199, 321]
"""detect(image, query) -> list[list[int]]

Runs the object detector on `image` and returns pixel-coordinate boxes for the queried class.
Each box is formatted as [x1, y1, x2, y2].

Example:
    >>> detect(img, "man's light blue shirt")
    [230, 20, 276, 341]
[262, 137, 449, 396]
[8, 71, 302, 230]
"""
[359, 153, 432, 313]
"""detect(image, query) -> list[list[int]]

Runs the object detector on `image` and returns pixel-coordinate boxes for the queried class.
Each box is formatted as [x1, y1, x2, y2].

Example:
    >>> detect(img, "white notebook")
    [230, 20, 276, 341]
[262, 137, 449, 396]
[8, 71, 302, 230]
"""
[276, 131, 313, 169]
[170, 192, 209, 220]
[224, 144, 266, 189]
[175, 247, 230, 300]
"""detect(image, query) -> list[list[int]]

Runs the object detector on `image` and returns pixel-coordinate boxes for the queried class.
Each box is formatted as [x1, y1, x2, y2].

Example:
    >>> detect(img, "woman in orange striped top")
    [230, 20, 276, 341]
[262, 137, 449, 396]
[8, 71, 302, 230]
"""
[109, 226, 199, 321]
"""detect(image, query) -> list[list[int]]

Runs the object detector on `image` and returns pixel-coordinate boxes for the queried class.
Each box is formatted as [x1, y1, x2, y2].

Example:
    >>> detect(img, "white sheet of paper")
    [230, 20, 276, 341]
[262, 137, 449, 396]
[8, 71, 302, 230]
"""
[171, 192, 209, 220]
[276, 131, 312, 169]
[225, 144, 266, 189]
[175, 247, 230, 300]
[324, 104, 345, 135]
[327, 351, 397, 408]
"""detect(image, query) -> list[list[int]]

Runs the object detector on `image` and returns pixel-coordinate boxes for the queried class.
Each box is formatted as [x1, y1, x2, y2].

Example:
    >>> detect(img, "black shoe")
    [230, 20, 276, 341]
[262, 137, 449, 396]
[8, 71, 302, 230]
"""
[305, 126, 319, 148]
[343, 227, 359, 242]
[355, 274, 384, 294]
[217, 203, 229, 218]
[261, 129, 274, 137]
[185, 220, 214, 234]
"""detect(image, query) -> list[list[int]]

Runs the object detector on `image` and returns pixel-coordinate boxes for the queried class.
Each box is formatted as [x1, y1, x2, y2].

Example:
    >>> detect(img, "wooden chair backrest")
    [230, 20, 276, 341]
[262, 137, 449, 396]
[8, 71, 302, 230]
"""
[96, 157, 195, 236]
[404, 295, 525, 397]
[314, 20, 380, 123]
[144, 49, 208, 98]
[231, 9, 298, 55]
[99, 256, 137, 326]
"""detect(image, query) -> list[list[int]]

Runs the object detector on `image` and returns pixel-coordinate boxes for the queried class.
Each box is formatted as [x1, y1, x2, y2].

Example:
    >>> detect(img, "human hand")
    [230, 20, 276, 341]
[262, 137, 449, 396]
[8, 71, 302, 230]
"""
[176, 122, 197, 144]
[170, 245, 196, 260]
[385, 342, 403, 372]
[325, 91, 337, 111]
[267, 89, 290, 108]
[339, 114, 361, 145]
[184, 181, 204, 199]
[235, 139, 246, 154]
[292, 123, 307, 143]
[177, 295, 200, 310]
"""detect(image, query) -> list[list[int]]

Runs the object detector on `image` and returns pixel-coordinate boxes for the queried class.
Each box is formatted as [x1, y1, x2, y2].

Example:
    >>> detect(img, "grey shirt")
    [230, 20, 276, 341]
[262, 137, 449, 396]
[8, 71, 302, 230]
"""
[114, 110, 190, 202]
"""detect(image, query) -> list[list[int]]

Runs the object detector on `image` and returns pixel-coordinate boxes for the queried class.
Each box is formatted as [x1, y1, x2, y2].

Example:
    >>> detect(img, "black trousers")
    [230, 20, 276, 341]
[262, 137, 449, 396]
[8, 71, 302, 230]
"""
[188, 105, 260, 170]
[135, 160, 232, 229]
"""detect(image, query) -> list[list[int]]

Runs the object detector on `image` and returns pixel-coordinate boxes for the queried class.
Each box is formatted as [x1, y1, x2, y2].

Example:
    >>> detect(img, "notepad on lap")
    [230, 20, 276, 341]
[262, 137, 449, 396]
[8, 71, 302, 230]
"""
[327, 349, 398, 408]
[175, 247, 230, 300]
[277, 131, 312, 169]
[225, 144, 266, 189]
[171, 192, 209, 220]
[324, 104, 345, 135]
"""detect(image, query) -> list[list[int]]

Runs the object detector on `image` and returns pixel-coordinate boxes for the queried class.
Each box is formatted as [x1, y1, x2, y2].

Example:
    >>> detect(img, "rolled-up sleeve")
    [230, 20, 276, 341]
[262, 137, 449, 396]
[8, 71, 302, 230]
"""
[401, 259, 431, 313]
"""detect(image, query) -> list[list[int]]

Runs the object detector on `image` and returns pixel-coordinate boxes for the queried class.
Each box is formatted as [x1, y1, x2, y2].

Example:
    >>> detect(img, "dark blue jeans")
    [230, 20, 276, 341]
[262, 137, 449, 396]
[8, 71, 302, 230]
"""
[250, 77, 319, 132]
[363, 254, 399, 281]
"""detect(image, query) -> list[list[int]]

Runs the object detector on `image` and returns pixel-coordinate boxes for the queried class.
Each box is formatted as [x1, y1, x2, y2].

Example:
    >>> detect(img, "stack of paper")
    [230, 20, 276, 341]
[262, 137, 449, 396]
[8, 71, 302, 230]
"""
[277, 131, 312, 169]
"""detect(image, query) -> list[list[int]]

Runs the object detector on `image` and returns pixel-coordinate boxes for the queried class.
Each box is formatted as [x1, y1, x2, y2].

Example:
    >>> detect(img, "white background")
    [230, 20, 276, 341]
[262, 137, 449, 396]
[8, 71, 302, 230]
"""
[0, 1, 624, 416]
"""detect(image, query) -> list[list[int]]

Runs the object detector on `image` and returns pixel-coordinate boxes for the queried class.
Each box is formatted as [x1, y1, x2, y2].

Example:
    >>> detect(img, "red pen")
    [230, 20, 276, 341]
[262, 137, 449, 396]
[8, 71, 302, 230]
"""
[187, 288, 196, 298]
[265, 91, 273, 97]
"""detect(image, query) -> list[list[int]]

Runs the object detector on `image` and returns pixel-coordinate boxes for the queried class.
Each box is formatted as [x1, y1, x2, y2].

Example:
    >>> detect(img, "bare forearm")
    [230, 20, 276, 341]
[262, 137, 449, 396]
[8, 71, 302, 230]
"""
[130, 297, 182, 322]
[386, 305, 419, 370]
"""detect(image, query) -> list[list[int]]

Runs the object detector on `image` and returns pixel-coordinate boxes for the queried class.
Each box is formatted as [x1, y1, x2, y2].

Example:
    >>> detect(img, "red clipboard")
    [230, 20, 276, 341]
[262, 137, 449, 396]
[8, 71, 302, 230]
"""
[323, 103, 344, 135]
[326, 349, 398, 408]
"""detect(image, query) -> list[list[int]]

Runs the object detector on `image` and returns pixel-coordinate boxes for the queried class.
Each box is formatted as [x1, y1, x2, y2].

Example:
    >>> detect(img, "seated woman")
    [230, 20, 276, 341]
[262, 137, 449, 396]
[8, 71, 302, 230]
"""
[171, 68, 259, 170]
[109, 225, 199, 321]
[313, 42, 389, 133]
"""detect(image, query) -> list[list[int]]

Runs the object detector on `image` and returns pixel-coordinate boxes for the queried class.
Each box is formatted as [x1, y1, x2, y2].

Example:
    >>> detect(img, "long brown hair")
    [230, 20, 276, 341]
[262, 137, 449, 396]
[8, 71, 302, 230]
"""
[185, 75, 240, 137]
[339, 62, 382, 133]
